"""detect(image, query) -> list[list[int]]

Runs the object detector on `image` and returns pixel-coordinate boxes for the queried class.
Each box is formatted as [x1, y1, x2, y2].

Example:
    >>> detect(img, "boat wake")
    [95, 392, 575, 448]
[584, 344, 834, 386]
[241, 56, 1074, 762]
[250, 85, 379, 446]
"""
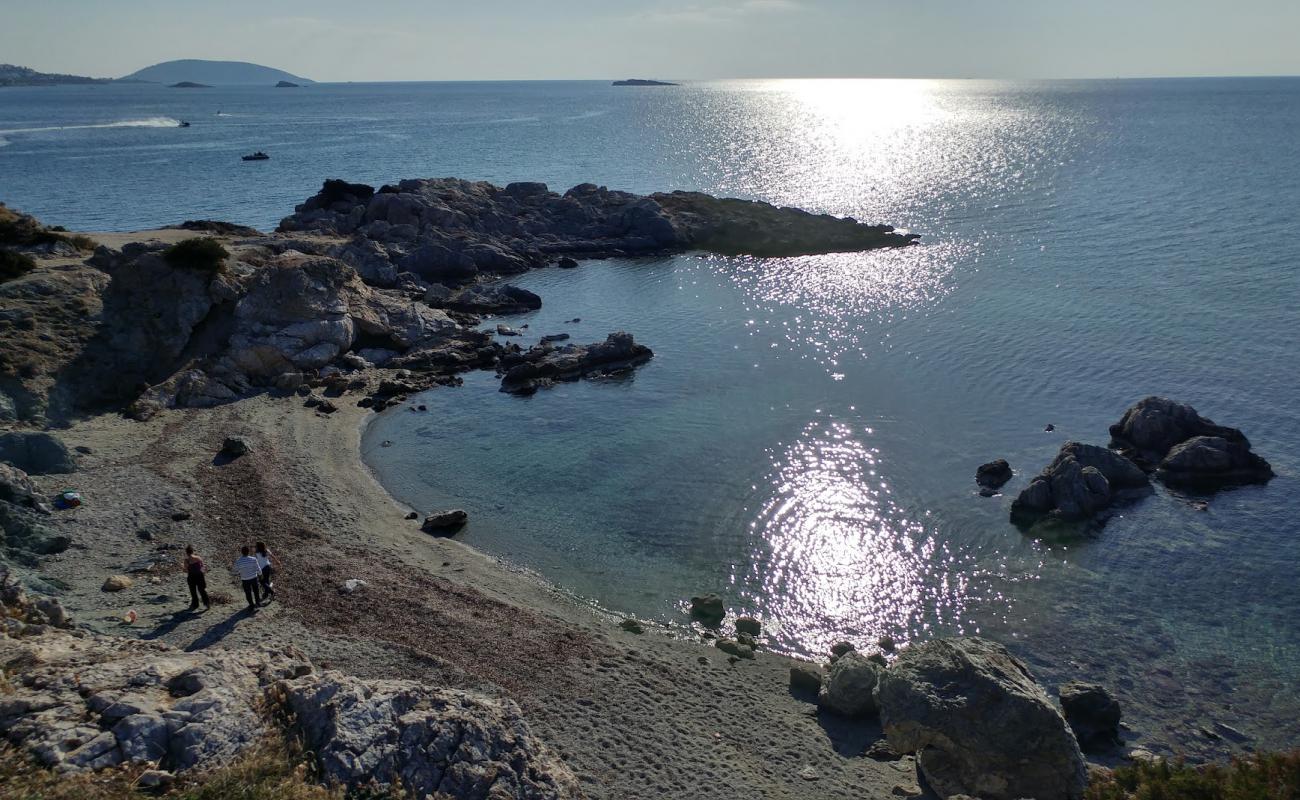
[0, 117, 183, 135]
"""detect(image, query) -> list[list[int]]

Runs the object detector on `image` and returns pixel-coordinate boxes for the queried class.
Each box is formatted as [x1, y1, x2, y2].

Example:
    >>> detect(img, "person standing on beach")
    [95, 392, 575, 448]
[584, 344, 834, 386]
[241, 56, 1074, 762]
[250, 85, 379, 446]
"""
[254, 541, 279, 602]
[183, 545, 210, 611]
[234, 546, 262, 611]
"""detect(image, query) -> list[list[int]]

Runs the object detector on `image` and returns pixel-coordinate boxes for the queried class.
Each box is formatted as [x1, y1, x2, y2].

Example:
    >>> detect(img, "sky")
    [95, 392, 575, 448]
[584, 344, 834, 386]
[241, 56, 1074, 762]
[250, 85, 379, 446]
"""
[3, 0, 1299, 82]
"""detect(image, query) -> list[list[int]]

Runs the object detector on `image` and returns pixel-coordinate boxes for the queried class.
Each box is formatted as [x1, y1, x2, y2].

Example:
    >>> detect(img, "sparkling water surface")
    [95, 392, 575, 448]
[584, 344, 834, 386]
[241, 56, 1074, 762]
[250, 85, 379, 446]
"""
[4, 78, 1299, 756]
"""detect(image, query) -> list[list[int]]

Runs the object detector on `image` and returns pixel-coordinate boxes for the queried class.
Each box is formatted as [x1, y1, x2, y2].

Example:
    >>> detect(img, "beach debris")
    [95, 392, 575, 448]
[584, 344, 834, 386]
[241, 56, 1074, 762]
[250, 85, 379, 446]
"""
[789, 662, 824, 693]
[122, 609, 138, 624]
[877, 637, 1086, 800]
[735, 615, 762, 636]
[220, 436, 250, 458]
[688, 593, 726, 624]
[339, 579, 368, 594]
[1058, 681, 1122, 752]
[817, 651, 884, 718]
[421, 508, 468, 534]
[102, 575, 134, 592]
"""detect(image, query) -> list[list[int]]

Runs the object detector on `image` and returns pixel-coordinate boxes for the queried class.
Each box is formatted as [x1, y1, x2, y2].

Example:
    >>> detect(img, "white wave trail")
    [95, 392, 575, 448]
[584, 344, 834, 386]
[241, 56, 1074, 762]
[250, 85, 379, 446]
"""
[0, 117, 183, 135]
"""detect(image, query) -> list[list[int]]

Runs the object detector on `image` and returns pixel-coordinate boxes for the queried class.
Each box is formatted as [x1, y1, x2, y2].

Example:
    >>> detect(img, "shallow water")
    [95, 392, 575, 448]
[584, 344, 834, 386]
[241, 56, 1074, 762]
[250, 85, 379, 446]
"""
[5, 77, 1300, 757]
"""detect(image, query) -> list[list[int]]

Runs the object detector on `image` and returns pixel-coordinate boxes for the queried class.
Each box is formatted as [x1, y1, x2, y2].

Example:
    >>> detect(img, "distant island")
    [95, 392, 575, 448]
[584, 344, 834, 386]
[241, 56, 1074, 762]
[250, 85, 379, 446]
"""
[275, 80, 301, 88]
[613, 78, 678, 86]
[120, 59, 313, 86]
[0, 63, 108, 87]
[169, 81, 212, 89]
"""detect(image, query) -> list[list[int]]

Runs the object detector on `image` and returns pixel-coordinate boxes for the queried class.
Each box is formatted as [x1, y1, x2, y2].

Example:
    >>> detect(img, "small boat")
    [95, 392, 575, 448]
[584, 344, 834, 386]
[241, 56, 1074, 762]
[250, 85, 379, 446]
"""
[178, 121, 191, 128]
[241, 151, 269, 161]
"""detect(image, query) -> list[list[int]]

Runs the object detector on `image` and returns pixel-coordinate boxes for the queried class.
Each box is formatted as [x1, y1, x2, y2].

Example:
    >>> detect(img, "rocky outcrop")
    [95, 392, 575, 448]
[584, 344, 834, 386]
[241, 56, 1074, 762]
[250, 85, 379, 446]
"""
[0, 597, 578, 798]
[975, 459, 1012, 493]
[498, 332, 652, 395]
[0, 463, 50, 512]
[1109, 396, 1272, 487]
[430, 283, 543, 315]
[1011, 442, 1150, 525]
[280, 672, 580, 799]
[277, 178, 918, 285]
[421, 508, 468, 534]
[816, 651, 883, 717]
[0, 431, 77, 474]
[876, 637, 1087, 800]
[1058, 681, 1122, 752]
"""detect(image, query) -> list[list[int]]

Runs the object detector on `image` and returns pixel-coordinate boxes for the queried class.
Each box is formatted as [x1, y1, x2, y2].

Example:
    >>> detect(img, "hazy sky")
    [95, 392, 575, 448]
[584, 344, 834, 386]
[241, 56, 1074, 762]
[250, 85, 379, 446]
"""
[4, 0, 1299, 81]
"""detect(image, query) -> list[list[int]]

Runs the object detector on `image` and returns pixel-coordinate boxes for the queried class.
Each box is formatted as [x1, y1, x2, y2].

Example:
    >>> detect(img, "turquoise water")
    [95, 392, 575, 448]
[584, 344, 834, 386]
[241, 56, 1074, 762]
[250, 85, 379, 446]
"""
[4, 78, 1299, 756]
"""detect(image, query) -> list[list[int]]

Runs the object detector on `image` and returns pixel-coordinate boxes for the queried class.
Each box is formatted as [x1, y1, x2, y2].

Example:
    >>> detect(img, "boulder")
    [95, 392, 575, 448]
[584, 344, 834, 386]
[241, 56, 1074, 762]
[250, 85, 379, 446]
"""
[975, 459, 1012, 491]
[1011, 442, 1149, 525]
[735, 616, 762, 636]
[278, 671, 581, 799]
[1058, 681, 1122, 751]
[219, 437, 250, 458]
[817, 651, 883, 717]
[0, 432, 77, 475]
[102, 575, 134, 592]
[876, 637, 1086, 800]
[421, 509, 468, 534]
[1110, 396, 1249, 466]
[1157, 435, 1273, 488]
[715, 638, 755, 659]
[0, 463, 50, 513]
[789, 662, 824, 693]
[688, 593, 726, 624]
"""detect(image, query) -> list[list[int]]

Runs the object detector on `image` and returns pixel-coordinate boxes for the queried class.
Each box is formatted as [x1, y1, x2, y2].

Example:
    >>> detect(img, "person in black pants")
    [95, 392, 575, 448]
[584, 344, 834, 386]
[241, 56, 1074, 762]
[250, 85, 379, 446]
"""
[183, 545, 210, 610]
[234, 546, 263, 611]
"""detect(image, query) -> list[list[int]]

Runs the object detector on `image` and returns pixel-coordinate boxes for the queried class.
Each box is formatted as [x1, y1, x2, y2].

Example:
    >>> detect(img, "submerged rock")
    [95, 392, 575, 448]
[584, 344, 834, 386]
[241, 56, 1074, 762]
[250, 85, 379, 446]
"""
[877, 637, 1086, 800]
[1058, 681, 1122, 752]
[1011, 442, 1149, 525]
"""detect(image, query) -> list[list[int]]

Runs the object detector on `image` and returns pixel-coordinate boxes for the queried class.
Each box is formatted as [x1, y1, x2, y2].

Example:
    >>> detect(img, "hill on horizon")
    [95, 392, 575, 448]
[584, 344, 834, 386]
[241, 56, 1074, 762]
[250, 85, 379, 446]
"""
[120, 59, 312, 85]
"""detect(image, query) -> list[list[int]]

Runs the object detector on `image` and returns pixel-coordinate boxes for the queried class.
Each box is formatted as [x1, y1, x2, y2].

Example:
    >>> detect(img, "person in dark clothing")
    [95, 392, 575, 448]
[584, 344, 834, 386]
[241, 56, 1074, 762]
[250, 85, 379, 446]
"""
[234, 545, 262, 611]
[183, 545, 211, 611]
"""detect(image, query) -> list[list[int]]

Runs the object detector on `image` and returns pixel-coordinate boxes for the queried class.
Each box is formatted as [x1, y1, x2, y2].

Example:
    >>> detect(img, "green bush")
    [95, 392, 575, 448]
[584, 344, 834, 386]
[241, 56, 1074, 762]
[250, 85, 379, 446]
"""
[0, 208, 95, 253]
[0, 249, 35, 282]
[1086, 751, 1300, 800]
[163, 237, 229, 272]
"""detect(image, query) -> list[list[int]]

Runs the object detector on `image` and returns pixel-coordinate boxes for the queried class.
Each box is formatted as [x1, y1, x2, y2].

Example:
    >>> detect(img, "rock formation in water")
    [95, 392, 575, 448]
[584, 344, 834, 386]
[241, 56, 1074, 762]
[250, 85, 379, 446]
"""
[1010, 442, 1151, 525]
[876, 637, 1087, 800]
[0, 573, 579, 798]
[1109, 396, 1273, 488]
[497, 332, 653, 395]
[279, 178, 918, 281]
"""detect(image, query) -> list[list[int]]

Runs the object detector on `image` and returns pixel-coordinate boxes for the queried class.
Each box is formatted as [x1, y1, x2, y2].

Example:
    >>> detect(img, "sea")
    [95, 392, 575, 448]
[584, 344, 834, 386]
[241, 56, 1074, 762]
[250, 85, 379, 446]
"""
[2, 78, 1298, 757]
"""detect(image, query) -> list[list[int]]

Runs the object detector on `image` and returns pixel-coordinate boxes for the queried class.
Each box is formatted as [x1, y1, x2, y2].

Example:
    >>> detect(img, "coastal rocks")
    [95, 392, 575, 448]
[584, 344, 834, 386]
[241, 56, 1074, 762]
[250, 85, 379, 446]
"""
[975, 459, 1012, 494]
[0, 431, 77, 475]
[877, 637, 1086, 800]
[498, 332, 653, 395]
[0, 463, 50, 513]
[735, 616, 762, 636]
[1058, 681, 1122, 751]
[688, 593, 726, 624]
[421, 509, 468, 534]
[789, 662, 824, 693]
[277, 178, 917, 269]
[817, 651, 884, 718]
[0, 621, 310, 774]
[715, 639, 755, 659]
[278, 671, 581, 799]
[1109, 396, 1272, 487]
[430, 283, 543, 315]
[1010, 442, 1150, 525]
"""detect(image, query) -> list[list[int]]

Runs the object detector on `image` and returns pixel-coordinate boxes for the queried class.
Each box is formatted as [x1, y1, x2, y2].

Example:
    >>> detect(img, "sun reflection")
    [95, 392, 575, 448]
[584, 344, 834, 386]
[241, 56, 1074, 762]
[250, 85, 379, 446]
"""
[737, 419, 977, 655]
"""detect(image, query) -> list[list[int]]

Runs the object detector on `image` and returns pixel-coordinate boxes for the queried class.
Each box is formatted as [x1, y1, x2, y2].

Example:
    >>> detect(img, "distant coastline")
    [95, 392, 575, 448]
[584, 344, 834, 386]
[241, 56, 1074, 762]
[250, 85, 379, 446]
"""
[0, 63, 109, 87]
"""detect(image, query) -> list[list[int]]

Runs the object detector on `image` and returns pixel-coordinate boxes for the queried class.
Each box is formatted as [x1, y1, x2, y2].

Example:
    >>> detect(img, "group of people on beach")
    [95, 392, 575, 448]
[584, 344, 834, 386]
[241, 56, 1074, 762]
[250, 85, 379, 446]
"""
[182, 541, 279, 612]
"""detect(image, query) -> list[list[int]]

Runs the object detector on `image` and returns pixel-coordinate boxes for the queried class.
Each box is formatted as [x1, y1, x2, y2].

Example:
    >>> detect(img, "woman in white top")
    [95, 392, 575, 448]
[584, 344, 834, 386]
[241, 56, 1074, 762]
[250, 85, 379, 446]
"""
[254, 541, 279, 601]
